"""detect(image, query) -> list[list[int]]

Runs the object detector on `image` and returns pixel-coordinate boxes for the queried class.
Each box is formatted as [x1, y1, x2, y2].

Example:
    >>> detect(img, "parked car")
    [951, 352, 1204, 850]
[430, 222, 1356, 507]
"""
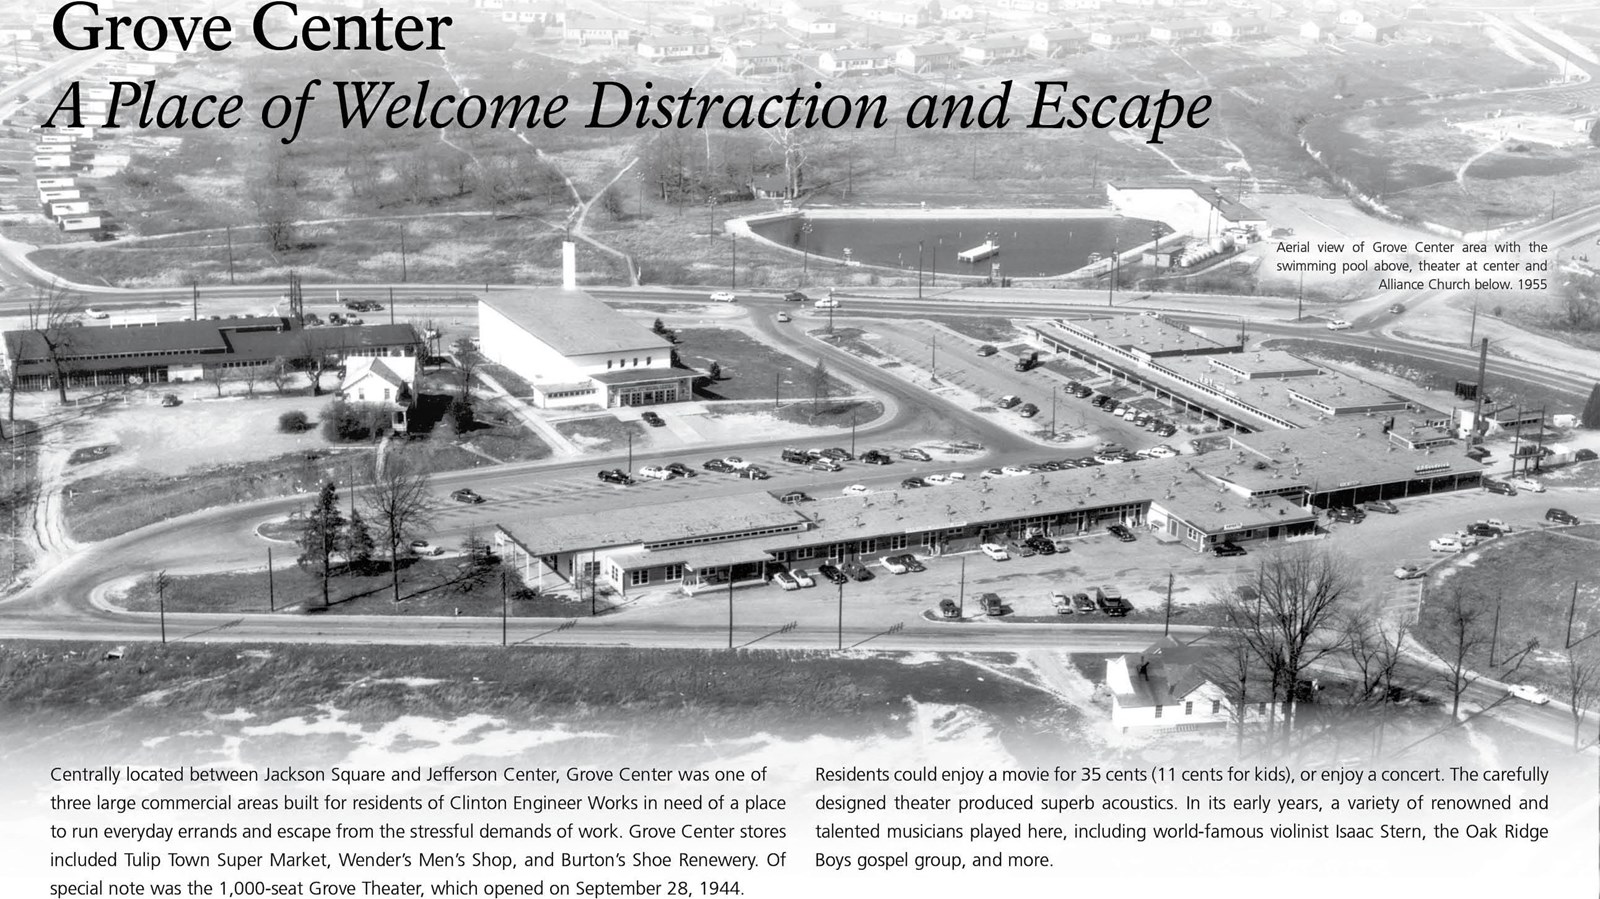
[976, 344, 998, 357]
[638, 465, 671, 480]
[1212, 541, 1247, 557]
[409, 540, 444, 556]
[1574, 448, 1598, 463]
[980, 468, 1005, 479]
[1393, 564, 1425, 580]
[737, 467, 770, 480]
[1146, 445, 1178, 459]
[1051, 591, 1072, 614]
[1511, 477, 1545, 493]
[772, 571, 800, 591]
[841, 560, 874, 582]
[1464, 522, 1505, 539]
[598, 469, 634, 485]
[703, 458, 735, 473]
[779, 491, 811, 504]
[1072, 385, 1093, 398]
[160, 394, 181, 407]
[923, 473, 951, 486]
[820, 447, 853, 462]
[709, 291, 737, 302]
[1326, 318, 1351, 331]
[1508, 684, 1550, 705]
[724, 456, 752, 470]
[981, 543, 1010, 561]
[861, 450, 892, 465]
[1546, 508, 1580, 526]
[899, 448, 932, 462]
[1483, 479, 1517, 496]
[792, 569, 816, 588]
[666, 462, 696, 478]
[817, 564, 848, 585]
[1072, 592, 1096, 614]
[900, 477, 927, 489]
[1329, 506, 1365, 524]
[775, 312, 791, 323]
[1477, 518, 1514, 534]
[1107, 524, 1136, 542]
[783, 290, 808, 303]
[1002, 465, 1030, 477]
[1016, 403, 1039, 418]
[979, 593, 1004, 616]
[946, 471, 966, 481]
[880, 556, 909, 575]
[1429, 536, 1464, 553]
[841, 484, 871, 495]
[84, 306, 109, 319]
[1094, 586, 1131, 617]
[810, 459, 843, 473]
[1465, 446, 1492, 463]
[895, 554, 926, 573]
[1364, 500, 1399, 515]
[939, 598, 961, 619]
[450, 488, 485, 504]
[640, 411, 665, 427]
[996, 395, 1021, 410]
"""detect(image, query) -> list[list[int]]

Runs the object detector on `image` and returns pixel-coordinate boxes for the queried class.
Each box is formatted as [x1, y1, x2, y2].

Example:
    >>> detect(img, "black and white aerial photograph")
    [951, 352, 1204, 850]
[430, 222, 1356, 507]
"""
[1, 0, 1598, 894]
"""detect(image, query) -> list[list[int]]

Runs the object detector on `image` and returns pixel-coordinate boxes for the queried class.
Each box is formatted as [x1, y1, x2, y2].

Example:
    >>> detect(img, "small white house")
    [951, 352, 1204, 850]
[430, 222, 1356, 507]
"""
[818, 47, 895, 76]
[1106, 636, 1284, 733]
[339, 356, 417, 434]
[638, 34, 712, 60]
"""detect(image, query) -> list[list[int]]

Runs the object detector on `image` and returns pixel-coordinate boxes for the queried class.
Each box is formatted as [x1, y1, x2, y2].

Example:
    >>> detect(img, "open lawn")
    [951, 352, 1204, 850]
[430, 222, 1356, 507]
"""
[555, 415, 647, 453]
[1414, 528, 1600, 697]
[1261, 338, 1573, 412]
[676, 327, 851, 400]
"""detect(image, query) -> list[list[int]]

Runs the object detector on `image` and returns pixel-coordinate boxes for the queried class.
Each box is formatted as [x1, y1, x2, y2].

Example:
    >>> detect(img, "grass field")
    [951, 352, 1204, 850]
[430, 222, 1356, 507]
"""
[555, 415, 647, 453]
[1261, 338, 1574, 413]
[676, 328, 852, 401]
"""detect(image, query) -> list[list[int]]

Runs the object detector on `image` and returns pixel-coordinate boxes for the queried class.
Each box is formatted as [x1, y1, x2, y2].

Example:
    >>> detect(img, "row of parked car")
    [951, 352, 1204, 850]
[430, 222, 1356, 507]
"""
[1483, 476, 1545, 496]
[771, 552, 930, 590]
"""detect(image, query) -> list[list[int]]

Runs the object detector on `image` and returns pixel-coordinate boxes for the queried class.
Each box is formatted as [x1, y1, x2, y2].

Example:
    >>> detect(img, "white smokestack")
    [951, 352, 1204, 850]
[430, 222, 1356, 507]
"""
[561, 240, 577, 290]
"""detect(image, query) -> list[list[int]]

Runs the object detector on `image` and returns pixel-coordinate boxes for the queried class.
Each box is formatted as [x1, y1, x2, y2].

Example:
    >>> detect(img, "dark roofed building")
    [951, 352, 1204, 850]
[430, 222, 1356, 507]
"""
[2, 316, 420, 391]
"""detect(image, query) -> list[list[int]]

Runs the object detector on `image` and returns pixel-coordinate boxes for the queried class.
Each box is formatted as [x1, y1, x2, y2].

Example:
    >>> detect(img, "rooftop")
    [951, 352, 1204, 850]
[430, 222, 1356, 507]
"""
[1227, 424, 1481, 495]
[1209, 351, 1322, 380]
[499, 493, 808, 557]
[478, 288, 673, 358]
[1039, 316, 1238, 360]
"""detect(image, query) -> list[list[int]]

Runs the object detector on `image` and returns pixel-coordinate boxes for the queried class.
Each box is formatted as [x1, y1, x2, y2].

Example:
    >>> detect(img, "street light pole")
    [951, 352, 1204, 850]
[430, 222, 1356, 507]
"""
[627, 432, 633, 473]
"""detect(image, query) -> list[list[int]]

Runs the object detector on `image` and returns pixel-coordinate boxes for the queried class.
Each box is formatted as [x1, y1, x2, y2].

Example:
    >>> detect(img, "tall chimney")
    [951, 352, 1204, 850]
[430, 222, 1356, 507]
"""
[561, 240, 577, 290]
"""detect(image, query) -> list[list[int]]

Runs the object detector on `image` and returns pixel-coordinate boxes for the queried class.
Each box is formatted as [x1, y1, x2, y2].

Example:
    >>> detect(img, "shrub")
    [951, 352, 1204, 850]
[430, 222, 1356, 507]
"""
[278, 410, 311, 433]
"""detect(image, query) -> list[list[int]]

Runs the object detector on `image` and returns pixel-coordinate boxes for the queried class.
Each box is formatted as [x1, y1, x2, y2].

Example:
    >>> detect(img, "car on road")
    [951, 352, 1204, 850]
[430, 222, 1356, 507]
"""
[1393, 564, 1425, 580]
[880, 556, 909, 575]
[160, 394, 181, 407]
[737, 467, 770, 480]
[1546, 508, 1580, 526]
[1051, 591, 1072, 614]
[598, 469, 634, 486]
[1511, 477, 1545, 493]
[981, 542, 1010, 561]
[783, 290, 809, 303]
[899, 448, 932, 462]
[1326, 318, 1351, 330]
[977, 344, 998, 357]
[841, 560, 874, 582]
[814, 297, 840, 309]
[1388, 303, 1406, 314]
[1016, 403, 1039, 418]
[703, 458, 735, 473]
[638, 465, 671, 480]
[979, 593, 1004, 616]
[1211, 541, 1247, 557]
[1508, 684, 1550, 705]
[841, 484, 871, 495]
[1483, 479, 1517, 496]
[900, 477, 927, 489]
[1364, 500, 1399, 515]
[666, 462, 695, 478]
[451, 488, 485, 504]
[710, 291, 737, 302]
[772, 571, 801, 591]
[1429, 535, 1464, 553]
[640, 411, 665, 427]
[409, 540, 444, 556]
[775, 312, 791, 323]
[779, 491, 811, 504]
[792, 569, 816, 588]
[1107, 524, 1136, 542]
[861, 449, 892, 465]
[84, 306, 110, 319]
[996, 395, 1021, 410]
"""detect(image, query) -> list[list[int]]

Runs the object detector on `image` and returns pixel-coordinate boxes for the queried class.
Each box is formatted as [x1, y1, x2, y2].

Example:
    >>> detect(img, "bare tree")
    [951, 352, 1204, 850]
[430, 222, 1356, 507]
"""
[810, 358, 829, 412]
[1431, 584, 1490, 720]
[364, 449, 434, 604]
[203, 365, 232, 398]
[268, 356, 293, 395]
[251, 182, 300, 253]
[239, 364, 266, 397]
[452, 337, 480, 399]
[1216, 546, 1356, 745]
[1338, 610, 1411, 758]
[1560, 646, 1600, 750]
[297, 335, 336, 396]
[27, 280, 84, 404]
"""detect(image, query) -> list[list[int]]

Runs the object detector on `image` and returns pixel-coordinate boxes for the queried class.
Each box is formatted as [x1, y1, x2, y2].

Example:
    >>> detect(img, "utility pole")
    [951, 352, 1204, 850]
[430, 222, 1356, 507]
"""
[1297, 271, 1303, 321]
[730, 234, 737, 291]
[590, 550, 597, 617]
[930, 333, 936, 378]
[156, 570, 169, 645]
[837, 581, 844, 651]
[800, 221, 812, 287]
[1470, 338, 1489, 444]
[1050, 385, 1057, 439]
[501, 570, 508, 647]
[1163, 572, 1173, 637]
[398, 224, 408, 283]
[226, 225, 235, 285]
[917, 240, 924, 299]
[728, 577, 735, 650]
[267, 547, 275, 612]
[1107, 233, 1118, 307]
[389, 287, 395, 326]
[850, 412, 857, 457]
[958, 556, 966, 617]
[627, 431, 634, 473]
[774, 371, 780, 410]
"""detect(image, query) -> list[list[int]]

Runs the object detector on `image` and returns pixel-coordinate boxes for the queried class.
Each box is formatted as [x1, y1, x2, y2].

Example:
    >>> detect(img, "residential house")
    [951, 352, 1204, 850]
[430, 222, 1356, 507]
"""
[638, 34, 713, 59]
[689, 4, 746, 30]
[818, 47, 895, 76]
[782, 0, 842, 15]
[942, 3, 978, 21]
[961, 36, 1029, 64]
[562, 18, 633, 46]
[1352, 17, 1400, 41]
[1028, 27, 1086, 57]
[1336, 8, 1364, 25]
[338, 356, 417, 435]
[1106, 636, 1283, 732]
[1209, 16, 1267, 39]
[844, 1, 929, 28]
[719, 43, 791, 74]
[1148, 19, 1208, 42]
[994, 0, 1058, 12]
[1089, 22, 1147, 48]
[896, 42, 961, 71]
[500, 1, 565, 26]
[1298, 17, 1336, 41]
[787, 9, 838, 35]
